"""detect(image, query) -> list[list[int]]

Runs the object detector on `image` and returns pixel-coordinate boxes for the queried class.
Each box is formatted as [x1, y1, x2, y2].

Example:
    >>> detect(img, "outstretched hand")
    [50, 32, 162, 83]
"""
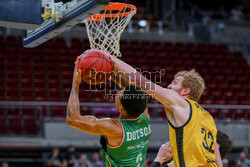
[72, 57, 82, 87]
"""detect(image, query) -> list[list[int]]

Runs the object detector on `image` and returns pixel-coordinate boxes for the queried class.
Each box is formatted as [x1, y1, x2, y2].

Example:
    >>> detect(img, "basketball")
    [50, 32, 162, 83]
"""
[77, 49, 113, 85]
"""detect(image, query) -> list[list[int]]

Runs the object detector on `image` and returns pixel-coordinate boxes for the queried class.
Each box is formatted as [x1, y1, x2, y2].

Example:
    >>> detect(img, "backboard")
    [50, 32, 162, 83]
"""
[22, 0, 109, 48]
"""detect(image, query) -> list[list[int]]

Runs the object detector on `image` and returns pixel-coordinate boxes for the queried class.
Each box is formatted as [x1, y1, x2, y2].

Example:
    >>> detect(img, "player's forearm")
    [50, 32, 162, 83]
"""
[67, 115, 103, 135]
[111, 72, 129, 89]
[66, 87, 81, 124]
[113, 57, 155, 93]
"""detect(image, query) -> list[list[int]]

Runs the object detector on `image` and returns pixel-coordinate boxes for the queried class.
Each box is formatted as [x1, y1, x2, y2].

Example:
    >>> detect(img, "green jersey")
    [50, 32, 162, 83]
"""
[102, 114, 151, 167]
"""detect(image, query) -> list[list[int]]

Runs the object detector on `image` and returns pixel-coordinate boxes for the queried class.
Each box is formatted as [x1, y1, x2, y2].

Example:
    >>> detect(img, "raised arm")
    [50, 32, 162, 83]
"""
[66, 58, 121, 138]
[111, 57, 188, 110]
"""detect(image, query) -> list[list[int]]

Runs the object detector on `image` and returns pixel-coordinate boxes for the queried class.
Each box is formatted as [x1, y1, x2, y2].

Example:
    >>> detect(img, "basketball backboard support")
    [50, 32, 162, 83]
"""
[22, 0, 110, 48]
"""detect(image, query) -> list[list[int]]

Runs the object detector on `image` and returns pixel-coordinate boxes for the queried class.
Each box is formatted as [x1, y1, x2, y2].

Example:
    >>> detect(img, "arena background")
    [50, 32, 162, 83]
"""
[0, 0, 250, 166]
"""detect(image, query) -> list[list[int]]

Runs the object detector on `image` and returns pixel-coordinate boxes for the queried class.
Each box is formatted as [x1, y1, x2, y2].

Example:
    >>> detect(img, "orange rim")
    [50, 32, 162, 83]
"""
[87, 2, 137, 21]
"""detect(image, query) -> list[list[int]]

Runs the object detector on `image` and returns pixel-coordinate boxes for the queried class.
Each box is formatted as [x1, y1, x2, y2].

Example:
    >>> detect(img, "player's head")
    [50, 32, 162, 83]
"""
[217, 130, 233, 159]
[116, 85, 147, 118]
[167, 69, 205, 102]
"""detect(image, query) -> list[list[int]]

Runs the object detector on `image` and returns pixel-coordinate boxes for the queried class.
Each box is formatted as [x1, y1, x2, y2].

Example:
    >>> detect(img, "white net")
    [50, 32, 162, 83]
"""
[85, 3, 136, 57]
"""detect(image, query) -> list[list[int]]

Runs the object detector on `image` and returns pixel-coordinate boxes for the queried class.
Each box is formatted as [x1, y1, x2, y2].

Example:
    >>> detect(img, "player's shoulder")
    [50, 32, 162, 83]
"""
[99, 118, 122, 127]
[186, 99, 213, 118]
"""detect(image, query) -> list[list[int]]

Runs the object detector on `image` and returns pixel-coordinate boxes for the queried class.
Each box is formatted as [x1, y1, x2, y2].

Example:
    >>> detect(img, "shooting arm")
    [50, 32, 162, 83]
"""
[66, 58, 121, 138]
[67, 79, 121, 137]
[66, 85, 121, 136]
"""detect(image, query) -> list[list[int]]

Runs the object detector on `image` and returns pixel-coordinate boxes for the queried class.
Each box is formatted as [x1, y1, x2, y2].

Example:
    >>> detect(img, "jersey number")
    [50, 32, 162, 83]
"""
[136, 153, 142, 167]
[201, 128, 214, 153]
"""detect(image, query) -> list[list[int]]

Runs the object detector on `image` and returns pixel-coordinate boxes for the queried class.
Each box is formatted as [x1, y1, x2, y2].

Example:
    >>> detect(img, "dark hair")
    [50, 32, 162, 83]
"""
[120, 85, 147, 118]
[217, 130, 233, 159]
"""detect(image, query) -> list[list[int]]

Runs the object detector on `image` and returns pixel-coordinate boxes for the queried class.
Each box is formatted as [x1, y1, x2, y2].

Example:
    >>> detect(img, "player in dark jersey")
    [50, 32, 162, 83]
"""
[66, 58, 151, 167]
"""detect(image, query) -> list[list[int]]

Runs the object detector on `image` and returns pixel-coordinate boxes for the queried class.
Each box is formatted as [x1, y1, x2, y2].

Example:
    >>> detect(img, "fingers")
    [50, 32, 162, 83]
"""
[77, 70, 82, 83]
[74, 70, 82, 85]
[74, 56, 80, 72]
[109, 56, 118, 73]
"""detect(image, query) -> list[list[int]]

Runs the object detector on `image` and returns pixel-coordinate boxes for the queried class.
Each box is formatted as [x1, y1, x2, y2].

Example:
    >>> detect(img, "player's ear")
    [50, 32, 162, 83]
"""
[181, 87, 191, 96]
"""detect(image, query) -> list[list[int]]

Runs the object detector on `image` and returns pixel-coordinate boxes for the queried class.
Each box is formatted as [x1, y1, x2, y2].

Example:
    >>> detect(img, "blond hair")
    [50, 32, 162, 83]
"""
[175, 69, 205, 102]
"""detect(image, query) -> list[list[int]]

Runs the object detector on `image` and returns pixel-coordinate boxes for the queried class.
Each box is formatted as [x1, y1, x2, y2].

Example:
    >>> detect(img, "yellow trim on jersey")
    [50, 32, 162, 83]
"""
[107, 121, 125, 148]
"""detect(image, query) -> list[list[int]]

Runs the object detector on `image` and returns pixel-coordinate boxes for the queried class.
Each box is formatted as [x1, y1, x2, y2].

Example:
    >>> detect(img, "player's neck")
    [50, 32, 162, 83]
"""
[119, 114, 141, 120]
[119, 114, 129, 119]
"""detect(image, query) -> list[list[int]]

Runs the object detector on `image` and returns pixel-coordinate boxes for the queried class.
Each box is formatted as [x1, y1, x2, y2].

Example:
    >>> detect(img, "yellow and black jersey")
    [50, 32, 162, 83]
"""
[168, 98, 217, 167]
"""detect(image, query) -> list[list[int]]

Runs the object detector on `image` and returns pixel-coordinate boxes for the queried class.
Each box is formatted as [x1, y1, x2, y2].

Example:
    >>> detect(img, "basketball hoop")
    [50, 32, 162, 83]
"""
[85, 2, 137, 57]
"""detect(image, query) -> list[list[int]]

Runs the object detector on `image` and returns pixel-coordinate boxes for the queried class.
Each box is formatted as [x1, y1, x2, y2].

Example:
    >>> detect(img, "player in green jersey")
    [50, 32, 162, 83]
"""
[67, 58, 151, 167]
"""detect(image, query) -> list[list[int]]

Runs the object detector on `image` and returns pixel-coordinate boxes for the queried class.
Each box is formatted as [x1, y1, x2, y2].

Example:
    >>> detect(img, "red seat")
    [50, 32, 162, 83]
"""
[47, 64, 58, 71]
[94, 107, 109, 118]
[34, 79, 46, 88]
[7, 108, 20, 116]
[238, 76, 248, 84]
[158, 108, 167, 119]
[241, 100, 250, 105]
[35, 88, 48, 101]
[215, 100, 226, 105]
[23, 117, 38, 135]
[0, 117, 7, 135]
[236, 92, 248, 101]
[22, 109, 36, 117]
[6, 88, 19, 101]
[21, 88, 33, 97]
[227, 100, 239, 105]
[235, 110, 246, 121]
[80, 106, 92, 116]
[164, 43, 175, 52]
[208, 109, 221, 120]
[231, 84, 241, 92]
[50, 88, 62, 101]
[21, 72, 33, 80]
[225, 110, 234, 120]
[9, 116, 22, 134]
[48, 79, 61, 89]
[109, 108, 120, 118]
[220, 83, 229, 92]
[211, 92, 222, 101]
[148, 59, 159, 66]
[51, 106, 65, 118]
[224, 92, 234, 101]
[143, 45, 153, 52]
[247, 111, 250, 120]
[136, 58, 146, 65]
[0, 108, 5, 116]
[55, 38, 67, 47]
[227, 75, 237, 85]
[175, 43, 185, 52]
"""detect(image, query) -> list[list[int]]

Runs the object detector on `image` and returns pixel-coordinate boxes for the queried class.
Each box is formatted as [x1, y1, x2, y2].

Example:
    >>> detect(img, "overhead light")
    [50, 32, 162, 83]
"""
[138, 20, 147, 27]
